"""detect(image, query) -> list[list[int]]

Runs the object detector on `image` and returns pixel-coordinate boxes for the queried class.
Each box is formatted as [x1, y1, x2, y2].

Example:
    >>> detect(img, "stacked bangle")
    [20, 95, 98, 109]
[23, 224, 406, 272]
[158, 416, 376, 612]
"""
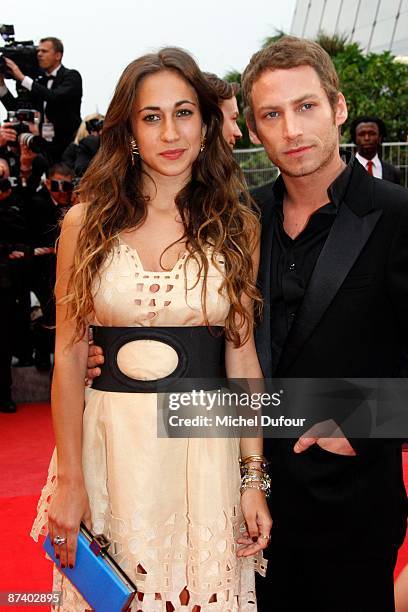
[239, 455, 271, 497]
[239, 454, 268, 469]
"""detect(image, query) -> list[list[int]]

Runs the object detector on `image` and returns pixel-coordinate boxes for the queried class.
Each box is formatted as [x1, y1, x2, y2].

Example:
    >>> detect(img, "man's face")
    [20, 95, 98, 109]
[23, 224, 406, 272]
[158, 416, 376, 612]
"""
[219, 96, 242, 149]
[355, 122, 380, 160]
[37, 41, 62, 73]
[247, 65, 347, 178]
[46, 172, 73, 206]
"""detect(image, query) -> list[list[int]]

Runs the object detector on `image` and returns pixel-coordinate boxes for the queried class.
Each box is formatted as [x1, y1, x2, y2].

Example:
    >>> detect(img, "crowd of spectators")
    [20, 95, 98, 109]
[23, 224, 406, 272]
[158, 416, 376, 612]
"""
[0, 36, 101, 413]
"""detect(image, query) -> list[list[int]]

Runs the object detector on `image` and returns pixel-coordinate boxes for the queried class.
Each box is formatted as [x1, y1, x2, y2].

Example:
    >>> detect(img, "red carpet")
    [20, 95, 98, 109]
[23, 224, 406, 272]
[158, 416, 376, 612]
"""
[396, 451, 408, 576]
[1, 403, 408, 610]
[0, 404, 53, 611]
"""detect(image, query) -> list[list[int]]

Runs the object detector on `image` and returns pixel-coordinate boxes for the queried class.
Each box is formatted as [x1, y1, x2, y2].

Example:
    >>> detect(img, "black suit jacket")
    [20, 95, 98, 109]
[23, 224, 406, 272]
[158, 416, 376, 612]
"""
[1, 65, 82, 161]
[252, 159, 408, 552]
[382, 159, 401, 185]
[26, 187, 62, 249]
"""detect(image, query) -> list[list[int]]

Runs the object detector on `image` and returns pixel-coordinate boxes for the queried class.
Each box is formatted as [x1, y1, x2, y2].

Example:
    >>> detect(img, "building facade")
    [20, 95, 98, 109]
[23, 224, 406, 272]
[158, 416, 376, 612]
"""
[291, 0, 408, 56]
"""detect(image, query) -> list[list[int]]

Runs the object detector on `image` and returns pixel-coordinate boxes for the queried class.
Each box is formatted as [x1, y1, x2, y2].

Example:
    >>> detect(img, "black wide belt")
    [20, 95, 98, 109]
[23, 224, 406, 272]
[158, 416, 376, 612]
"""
[90, 325, 226, 393]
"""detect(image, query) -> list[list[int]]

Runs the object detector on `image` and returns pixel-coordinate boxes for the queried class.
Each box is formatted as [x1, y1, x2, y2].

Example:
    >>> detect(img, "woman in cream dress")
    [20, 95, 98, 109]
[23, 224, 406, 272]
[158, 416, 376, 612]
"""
[31, 47, 271, 611]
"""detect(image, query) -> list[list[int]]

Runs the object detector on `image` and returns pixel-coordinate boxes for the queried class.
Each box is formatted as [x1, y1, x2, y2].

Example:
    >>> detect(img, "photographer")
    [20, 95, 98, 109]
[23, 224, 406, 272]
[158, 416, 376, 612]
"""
[62, 113, 103, 176]
[0, 157, 27, 413]
[0, 37, 82, 163]
[0, 110, 49, 195]
[0, 122, 38, 368]
[27, 162, 74, 370]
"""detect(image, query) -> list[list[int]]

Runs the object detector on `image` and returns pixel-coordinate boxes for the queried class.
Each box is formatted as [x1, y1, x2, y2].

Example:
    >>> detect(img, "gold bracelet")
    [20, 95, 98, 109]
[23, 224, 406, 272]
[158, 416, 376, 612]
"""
[240, 454, 266, 464]
[241, 466, 264, 474]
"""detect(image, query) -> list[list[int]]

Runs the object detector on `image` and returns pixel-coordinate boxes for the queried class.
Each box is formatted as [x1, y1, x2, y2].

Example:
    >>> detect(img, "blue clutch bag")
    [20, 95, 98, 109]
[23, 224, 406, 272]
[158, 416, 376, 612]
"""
[43, 523, 137, 611]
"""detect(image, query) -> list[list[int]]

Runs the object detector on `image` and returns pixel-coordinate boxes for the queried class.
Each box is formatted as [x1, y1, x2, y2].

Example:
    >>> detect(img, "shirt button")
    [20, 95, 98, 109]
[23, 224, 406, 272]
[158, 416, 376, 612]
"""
[289, 262, 296, 271]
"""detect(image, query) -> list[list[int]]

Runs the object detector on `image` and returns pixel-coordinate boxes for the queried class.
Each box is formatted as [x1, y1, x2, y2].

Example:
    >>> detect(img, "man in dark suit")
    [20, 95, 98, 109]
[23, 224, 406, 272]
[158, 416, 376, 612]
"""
[27, 162, 74, 369]
[350, 115, 401, 185]
[241, 36, 408, 611]
[0, 158, 27, 413]
[0, 37, 82, 162]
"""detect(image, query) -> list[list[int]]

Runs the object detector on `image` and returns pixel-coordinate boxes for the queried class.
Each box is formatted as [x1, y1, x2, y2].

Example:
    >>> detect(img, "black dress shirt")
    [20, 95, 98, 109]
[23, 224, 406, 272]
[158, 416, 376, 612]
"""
[270, 164, 352, 367]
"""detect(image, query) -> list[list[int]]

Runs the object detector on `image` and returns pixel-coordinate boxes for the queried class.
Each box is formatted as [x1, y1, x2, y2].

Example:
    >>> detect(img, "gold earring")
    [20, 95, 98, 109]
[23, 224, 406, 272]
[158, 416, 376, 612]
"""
[200, 135, 206, 152]
[130, 137, 139, 165]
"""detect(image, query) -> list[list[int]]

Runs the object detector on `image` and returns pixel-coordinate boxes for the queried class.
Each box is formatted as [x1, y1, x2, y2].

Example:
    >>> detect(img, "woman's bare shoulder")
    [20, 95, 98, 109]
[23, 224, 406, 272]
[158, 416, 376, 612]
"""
[62, 202, 87, 228]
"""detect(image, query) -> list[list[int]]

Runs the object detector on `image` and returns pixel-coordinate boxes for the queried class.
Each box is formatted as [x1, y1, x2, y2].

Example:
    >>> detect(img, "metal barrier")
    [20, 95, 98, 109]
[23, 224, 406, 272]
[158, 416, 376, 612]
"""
[234, 143, 408, 189]
[233, 147, 278, 189]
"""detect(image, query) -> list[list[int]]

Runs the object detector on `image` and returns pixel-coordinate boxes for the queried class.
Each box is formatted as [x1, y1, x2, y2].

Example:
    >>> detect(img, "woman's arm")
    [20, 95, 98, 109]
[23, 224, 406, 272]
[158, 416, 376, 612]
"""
[47, 203, 92, 569]
[225, 238, 272, 558]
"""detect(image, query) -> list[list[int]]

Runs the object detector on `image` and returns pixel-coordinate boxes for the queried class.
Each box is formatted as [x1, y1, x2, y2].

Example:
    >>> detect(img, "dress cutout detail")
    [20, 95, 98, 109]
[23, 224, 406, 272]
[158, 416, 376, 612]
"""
[31, 240, 265, 611]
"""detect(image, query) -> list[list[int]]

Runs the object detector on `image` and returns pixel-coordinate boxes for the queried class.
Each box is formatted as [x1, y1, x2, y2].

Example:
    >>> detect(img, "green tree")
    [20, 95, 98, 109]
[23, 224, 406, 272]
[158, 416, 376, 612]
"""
[315, 33, 408, 141]
[332, 44, 408, 141]
[315, 32, 349, 56]
[262, 29, 287, 48]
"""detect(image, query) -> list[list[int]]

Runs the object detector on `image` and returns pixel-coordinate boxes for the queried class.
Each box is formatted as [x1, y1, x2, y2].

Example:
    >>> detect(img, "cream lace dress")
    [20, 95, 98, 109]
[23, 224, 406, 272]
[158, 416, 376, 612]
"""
[31, 240, 266, 611]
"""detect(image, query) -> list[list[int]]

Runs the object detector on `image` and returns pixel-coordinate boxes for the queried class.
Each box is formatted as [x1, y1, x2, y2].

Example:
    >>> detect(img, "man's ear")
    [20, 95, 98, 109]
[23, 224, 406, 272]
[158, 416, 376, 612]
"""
[335, 92, 348, 128]
[246, 116, 262, 146]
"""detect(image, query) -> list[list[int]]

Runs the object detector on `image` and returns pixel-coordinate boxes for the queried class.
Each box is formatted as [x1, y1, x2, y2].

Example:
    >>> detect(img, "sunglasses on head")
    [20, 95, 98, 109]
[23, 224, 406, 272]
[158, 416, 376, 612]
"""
[50, 179, 74, 192]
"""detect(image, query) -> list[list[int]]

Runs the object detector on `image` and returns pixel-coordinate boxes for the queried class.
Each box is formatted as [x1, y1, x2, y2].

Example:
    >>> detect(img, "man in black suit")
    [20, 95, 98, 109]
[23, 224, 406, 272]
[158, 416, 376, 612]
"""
[0, 37, 82, 163]
[350, 115, 401, 185]
[27, 162, 74, 369]
[241, 36, 408, 611]
[0, 158, 27, 413]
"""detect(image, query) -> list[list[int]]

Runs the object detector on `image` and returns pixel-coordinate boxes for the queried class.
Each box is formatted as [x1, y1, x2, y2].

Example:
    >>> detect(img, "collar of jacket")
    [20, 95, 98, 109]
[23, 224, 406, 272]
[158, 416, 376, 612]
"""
[270, 155, 374, 217]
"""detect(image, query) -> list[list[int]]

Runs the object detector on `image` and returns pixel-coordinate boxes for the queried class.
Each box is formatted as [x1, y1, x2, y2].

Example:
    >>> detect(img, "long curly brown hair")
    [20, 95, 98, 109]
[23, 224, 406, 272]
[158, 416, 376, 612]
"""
[65, 47, 261, 347]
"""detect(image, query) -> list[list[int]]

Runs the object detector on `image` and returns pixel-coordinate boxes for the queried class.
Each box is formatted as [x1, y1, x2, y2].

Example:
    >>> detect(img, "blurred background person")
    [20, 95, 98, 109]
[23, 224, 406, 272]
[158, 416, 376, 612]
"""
[0, 110, 49, 194]
[204, 72, 242, 148]
[62, 112, 104, 176]
[0, 37, 82, 163]
[27, 162, 75, 370]
[0, 157, 27, 412]
[350, 115, 401, 184]
[0, 112, 49, 367]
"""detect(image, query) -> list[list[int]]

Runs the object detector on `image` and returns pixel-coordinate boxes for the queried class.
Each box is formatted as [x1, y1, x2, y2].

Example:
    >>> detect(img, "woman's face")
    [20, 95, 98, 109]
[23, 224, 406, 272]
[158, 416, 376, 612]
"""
[131, 70, 205, 181]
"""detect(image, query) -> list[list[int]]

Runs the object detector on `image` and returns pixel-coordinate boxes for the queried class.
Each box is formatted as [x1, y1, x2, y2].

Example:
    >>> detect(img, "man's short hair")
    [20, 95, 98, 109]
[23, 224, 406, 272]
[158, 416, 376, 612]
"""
[204, 72, 240, 101]
[47, 162, 74, 179]
[241, 36, 340, 128]
[349, 116, 387, 143]
[40, 37, 64, 55]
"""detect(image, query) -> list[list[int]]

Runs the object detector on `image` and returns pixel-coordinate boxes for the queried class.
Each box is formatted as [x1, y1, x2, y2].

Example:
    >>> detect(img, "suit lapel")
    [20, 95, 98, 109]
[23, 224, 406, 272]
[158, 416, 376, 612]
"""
[52, 65, 65, 87]
[381, 161, 387, 180]
[277, 161, 382, 374]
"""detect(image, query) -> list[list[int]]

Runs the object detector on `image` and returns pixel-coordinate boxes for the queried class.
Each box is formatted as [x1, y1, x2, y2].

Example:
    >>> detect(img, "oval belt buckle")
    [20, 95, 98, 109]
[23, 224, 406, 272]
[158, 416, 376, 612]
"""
[90, 533, 111, 557]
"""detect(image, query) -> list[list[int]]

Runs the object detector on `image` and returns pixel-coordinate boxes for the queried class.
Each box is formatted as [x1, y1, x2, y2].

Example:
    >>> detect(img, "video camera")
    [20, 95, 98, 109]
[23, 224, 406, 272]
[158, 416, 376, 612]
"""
[0, 24, 39, 79]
